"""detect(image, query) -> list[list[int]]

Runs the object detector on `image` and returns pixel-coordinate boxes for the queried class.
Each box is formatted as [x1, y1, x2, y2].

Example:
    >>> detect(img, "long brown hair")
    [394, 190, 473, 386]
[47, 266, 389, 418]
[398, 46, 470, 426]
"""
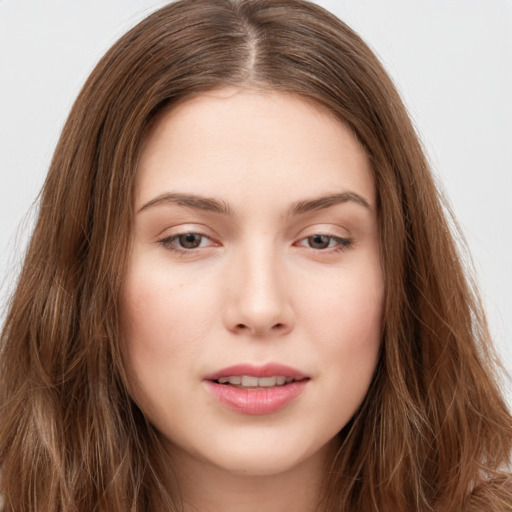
[1, 1, 510, 510]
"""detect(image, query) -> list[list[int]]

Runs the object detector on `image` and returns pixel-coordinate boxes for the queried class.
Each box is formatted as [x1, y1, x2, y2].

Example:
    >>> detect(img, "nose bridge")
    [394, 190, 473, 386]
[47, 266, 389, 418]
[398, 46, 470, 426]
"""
[224, 237, 293, 336]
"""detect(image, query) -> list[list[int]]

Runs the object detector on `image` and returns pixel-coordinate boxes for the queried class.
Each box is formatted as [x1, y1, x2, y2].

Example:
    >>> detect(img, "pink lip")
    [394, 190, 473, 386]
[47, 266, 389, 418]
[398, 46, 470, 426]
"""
[203, 363, 309, 415]
[203, 363, 308, 381]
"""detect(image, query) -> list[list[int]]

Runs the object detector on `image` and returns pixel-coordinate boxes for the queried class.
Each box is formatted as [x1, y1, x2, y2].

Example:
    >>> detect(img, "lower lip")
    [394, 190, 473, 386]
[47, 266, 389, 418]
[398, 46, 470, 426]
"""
[204, 380, 309, 415]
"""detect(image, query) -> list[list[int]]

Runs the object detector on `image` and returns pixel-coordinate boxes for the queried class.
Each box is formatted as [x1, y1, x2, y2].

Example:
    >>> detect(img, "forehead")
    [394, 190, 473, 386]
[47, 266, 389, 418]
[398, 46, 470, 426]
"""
[135, 88, 375, 212]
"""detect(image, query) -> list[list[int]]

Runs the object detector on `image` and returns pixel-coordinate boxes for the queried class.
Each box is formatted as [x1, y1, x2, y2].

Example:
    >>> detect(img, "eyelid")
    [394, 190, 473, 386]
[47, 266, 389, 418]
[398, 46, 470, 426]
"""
[155, 221, 216, 238]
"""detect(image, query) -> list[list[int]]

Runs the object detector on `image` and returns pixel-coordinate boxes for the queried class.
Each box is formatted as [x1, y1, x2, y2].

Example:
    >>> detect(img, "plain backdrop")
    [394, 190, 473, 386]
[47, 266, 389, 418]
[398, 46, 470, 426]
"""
[1, 0, 511, 400]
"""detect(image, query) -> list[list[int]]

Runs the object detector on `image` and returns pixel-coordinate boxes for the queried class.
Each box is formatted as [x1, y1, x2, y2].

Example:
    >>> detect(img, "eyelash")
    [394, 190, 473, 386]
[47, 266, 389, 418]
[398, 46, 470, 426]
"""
[157, 232, 353, 256]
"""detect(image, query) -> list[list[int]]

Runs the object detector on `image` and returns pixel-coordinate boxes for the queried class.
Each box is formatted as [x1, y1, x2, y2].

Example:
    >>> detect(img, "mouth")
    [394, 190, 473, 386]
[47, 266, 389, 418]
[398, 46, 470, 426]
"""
[203, 363, 310, 415]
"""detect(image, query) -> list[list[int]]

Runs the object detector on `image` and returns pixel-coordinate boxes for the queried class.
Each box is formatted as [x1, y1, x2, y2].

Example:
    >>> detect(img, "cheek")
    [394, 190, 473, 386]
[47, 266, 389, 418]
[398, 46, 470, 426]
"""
[313, 286, 382, 375]
[302, 253, 384, 344]
[122, 254, 217, 336]
[299, 259, 383, 419]
[118, 260, 218, 398]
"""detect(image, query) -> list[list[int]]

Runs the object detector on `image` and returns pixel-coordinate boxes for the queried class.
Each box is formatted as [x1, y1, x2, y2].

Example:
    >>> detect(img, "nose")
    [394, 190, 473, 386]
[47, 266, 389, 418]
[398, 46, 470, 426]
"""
[222, 243, 295, 337]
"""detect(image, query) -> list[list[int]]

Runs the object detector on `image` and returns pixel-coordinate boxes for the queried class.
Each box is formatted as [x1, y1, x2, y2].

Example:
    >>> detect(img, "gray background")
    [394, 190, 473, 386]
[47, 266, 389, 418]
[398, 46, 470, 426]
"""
[1, 0, 511, 400]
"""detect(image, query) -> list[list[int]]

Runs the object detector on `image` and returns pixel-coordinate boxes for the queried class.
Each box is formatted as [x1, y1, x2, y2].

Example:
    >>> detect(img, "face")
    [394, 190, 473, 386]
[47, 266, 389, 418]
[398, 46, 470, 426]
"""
[120, 88, 384, 478]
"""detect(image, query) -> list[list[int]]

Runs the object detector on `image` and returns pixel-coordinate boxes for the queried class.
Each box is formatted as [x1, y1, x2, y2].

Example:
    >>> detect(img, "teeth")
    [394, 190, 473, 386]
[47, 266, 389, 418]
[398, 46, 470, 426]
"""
[216, 375, 294, 387]
[242, 376, 259, 387]
[218, 376, 240, 384]
[255, 376, 276, 386]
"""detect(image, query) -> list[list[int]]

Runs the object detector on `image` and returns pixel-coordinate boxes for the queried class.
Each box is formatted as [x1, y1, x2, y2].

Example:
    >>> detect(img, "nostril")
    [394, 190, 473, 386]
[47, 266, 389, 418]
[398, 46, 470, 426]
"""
[232, 321, 290, 336]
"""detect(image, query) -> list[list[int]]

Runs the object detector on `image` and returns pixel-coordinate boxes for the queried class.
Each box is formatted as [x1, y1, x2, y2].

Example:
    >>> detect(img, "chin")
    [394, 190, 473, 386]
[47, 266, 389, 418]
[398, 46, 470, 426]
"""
[197, 433, 335, 478]
[210, 451, 308, 477]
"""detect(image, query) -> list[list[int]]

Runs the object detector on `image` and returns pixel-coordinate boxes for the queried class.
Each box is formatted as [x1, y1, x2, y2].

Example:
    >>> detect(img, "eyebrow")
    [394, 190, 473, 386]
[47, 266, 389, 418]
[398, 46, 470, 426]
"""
[138, 192, 234, 215]
[137, 191, 370, 216]
[288, 191, 370, 216]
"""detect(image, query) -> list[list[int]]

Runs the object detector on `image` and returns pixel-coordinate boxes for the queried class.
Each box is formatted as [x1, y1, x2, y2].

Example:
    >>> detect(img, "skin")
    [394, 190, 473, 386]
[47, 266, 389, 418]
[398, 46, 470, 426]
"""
[120, 88, 384, 512]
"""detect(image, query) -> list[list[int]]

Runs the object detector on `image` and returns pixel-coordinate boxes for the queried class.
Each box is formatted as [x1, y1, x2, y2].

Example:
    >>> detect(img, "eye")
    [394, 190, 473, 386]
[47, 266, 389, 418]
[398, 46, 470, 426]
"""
[175, 233, 205, 249]
[296, 234, 353, 252]
[158, 232, 216, 253]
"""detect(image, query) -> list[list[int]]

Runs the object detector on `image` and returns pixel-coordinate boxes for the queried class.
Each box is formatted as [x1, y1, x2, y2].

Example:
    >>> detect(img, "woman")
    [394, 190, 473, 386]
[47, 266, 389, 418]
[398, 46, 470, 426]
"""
[1, 0, 510, 510]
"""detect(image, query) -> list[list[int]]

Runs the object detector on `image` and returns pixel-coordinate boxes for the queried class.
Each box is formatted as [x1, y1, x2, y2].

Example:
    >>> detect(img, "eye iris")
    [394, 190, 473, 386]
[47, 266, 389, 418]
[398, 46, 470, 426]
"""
[178, 233, 202, 249]
[308, 235, 330, 249]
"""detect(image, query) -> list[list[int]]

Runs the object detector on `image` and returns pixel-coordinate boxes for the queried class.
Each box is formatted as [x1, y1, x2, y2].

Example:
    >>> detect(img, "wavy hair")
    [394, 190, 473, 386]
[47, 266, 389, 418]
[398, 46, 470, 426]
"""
[1, 0, 511, 510]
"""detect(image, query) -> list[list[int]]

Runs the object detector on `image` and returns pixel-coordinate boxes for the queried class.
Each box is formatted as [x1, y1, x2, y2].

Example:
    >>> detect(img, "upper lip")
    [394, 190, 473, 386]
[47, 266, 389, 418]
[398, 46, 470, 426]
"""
[204, 363, 308, 381]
